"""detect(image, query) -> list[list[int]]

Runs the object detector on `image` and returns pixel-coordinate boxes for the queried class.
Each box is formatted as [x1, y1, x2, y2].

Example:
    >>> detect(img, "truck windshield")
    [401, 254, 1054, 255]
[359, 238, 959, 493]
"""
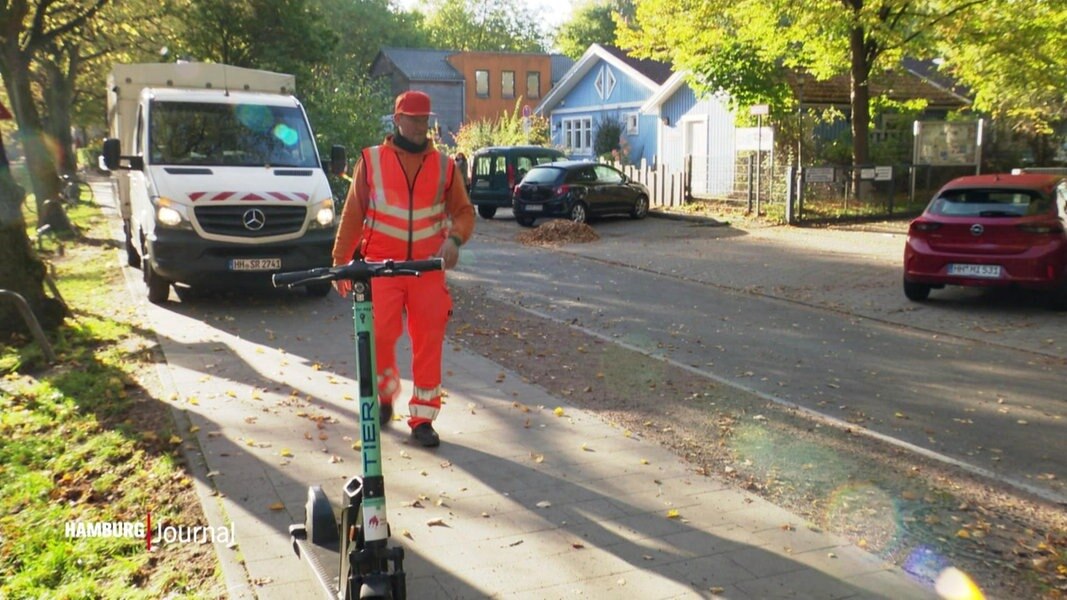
[149, 101, 318, 168]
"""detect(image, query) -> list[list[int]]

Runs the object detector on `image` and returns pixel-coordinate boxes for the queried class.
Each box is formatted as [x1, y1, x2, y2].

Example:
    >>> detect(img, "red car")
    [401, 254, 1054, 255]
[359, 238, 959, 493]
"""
[903, 173, 1067, 309]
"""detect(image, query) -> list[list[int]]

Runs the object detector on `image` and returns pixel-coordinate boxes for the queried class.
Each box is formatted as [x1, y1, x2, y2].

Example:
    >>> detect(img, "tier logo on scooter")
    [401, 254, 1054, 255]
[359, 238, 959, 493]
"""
[242, 208, 266, 231]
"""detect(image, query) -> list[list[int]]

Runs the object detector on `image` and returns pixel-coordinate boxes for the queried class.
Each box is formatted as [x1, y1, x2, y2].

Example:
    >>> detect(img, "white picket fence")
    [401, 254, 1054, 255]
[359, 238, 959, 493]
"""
[609, 159, 690, 208]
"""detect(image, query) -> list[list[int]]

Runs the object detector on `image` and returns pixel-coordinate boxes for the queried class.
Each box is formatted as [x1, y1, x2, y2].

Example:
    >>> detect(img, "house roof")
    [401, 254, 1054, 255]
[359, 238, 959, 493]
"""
[641, 63, 971, 114]
[598, 45, 673, 86]
[535, 43, 672, 115]
[550, 54, 575, 86]
[791, 66, 970, 110]
[375, 47, 463, 82]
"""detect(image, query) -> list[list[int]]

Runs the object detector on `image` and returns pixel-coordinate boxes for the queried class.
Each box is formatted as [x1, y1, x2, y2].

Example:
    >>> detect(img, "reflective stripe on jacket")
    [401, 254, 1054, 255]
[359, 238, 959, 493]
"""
[362, 145, 452, 260]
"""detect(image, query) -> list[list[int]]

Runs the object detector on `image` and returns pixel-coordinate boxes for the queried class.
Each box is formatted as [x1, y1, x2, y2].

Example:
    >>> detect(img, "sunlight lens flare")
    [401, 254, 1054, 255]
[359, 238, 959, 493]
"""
[935, 566, 985, 600]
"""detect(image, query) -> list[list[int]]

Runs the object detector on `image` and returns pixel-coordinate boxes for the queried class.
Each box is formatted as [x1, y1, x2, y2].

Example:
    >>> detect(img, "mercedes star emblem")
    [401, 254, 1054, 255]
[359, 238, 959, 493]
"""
[970, 224, 984, 236]
[243, 208, 266, 231]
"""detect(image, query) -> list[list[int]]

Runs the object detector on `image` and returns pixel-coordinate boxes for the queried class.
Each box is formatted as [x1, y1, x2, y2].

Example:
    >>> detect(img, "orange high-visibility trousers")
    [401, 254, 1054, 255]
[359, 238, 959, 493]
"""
[372, 270, 451, 430]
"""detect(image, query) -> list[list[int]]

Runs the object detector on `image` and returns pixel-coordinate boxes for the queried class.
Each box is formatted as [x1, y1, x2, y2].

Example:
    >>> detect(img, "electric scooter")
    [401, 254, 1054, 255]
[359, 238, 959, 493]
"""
[272, 257, 444, 600]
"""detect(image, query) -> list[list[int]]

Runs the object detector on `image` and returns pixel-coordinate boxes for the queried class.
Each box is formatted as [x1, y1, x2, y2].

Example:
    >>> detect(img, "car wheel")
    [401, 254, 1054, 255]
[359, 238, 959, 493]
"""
[516, 215, 536, 227]
[1048, 278, 1067, 311]
[630, 195, 649, 220]
[477, 205, 497, 219]
[568, 201, 588, 224]
[903, 279, 931, 302]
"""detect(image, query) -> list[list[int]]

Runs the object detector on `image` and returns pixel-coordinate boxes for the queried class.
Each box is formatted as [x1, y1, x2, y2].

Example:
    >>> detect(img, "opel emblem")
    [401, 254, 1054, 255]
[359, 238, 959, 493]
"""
[970, 224, 984, 236]
[243, 208, 266, 231]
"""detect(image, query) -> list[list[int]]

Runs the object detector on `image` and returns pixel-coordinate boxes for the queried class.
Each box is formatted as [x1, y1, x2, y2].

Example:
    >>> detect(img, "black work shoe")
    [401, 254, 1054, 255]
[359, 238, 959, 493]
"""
[411, 423, 440, 447]
[379, 403, 393, 427]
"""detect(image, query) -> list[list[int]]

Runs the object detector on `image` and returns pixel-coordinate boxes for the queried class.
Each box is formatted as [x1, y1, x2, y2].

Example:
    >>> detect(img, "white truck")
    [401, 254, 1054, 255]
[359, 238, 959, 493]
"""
[103, 62, 345, 302]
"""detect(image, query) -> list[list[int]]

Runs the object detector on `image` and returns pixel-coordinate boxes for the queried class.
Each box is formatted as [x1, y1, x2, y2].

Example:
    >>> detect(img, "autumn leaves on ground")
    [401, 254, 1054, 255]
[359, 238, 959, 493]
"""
[447, 247, 1067, 600]
[4, 202, 1066, 598]
[1, 203, 221, 598]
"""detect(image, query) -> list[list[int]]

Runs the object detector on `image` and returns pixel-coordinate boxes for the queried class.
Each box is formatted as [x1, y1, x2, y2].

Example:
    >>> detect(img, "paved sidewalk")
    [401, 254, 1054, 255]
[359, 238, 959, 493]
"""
[147, 317, 938, 599]
[98, 178, 941, 597]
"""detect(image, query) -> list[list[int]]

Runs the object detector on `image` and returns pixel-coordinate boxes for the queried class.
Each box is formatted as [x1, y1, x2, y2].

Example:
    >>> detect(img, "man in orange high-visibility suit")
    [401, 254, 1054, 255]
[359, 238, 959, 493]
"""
[331, 90, 475, 447]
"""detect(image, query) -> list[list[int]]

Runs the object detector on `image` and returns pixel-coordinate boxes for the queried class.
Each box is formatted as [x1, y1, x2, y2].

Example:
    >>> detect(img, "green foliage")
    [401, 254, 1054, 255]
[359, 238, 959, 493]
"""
[1, 203, 219, 598]
[936, 0, 1067, 141]
[452, 99, 551, 157]
[554, 0, 636, 59]
[173, 0, 335, 86]
[594, 115, 623, 158]
[301, 63, 394, 160]
[616, 0, 1002, 167]
[421, 0, 549, 52]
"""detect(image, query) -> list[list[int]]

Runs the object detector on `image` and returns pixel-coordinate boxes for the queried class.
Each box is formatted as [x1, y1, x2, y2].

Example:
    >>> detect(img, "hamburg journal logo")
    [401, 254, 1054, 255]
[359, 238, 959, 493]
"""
[65, 512, 235, 551]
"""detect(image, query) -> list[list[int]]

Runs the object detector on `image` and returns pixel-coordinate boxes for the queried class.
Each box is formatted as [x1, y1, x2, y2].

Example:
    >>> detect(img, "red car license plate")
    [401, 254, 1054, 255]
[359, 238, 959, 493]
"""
[947, 264, 1001, 278]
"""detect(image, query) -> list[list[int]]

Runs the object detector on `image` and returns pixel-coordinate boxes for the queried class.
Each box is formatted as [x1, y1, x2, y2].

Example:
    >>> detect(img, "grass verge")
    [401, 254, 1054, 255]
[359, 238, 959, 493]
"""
[0, 197, 223, 598]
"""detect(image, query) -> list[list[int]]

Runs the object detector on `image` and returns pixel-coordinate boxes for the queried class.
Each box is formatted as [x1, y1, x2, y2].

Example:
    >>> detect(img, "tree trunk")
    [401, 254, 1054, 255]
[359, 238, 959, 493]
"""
[0, 52, 61, 213]
[849, 24, 871, 169]
[0, 168, 65, 336]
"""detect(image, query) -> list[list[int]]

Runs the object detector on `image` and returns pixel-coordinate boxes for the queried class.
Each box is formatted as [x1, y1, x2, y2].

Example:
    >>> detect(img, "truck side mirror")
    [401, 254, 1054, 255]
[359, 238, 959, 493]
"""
[330, 145, 347, 176]
[102, 138, 121, 171]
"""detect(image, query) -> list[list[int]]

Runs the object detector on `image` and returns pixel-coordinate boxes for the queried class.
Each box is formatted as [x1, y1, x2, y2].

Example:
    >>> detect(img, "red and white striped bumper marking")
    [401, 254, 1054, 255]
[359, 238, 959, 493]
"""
[188, 191, 310, 202]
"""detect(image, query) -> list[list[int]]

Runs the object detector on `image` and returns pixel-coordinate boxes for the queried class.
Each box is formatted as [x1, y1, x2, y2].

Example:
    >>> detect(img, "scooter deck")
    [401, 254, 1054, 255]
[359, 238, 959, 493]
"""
[290, 523, 342, 600]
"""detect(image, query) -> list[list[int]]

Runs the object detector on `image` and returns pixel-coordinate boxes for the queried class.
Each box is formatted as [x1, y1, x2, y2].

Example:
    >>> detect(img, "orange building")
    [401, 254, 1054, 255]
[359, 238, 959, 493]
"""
[445, 52, 554, 122]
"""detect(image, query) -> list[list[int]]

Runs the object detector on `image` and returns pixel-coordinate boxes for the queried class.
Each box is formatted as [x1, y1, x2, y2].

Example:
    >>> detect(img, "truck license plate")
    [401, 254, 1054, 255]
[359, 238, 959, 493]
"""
[230, 258, 281, 271]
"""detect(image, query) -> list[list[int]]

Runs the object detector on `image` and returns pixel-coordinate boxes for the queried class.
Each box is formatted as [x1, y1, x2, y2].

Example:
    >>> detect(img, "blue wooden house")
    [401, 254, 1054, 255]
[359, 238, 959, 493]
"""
[640, 71, 739, 196]
[534, 44, 672, 165]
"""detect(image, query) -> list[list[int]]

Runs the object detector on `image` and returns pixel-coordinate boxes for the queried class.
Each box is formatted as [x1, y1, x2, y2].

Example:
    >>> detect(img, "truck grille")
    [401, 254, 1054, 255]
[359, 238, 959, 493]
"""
[194, 205, 307, 238]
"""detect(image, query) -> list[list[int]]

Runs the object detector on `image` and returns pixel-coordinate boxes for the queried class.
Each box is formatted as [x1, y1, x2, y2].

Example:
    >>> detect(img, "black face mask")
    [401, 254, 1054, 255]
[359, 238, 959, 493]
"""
[393, 131, 428, 154]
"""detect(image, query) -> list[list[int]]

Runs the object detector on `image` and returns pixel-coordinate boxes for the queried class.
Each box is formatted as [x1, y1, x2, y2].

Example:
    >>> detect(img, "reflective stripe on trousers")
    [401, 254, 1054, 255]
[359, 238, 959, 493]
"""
[371, 270, 451, 429]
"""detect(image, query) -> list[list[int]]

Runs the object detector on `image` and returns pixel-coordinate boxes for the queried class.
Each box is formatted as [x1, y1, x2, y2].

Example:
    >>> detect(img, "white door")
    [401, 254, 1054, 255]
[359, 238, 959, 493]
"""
[685, 119, 709, 196]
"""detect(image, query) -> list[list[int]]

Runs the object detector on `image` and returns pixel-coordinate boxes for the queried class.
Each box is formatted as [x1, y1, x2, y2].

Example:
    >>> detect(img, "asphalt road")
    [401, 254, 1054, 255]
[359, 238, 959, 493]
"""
[454, 211, 1067, 503]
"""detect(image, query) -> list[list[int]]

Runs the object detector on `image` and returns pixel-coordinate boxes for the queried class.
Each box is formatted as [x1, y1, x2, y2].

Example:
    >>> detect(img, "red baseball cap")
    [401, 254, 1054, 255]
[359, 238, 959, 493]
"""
[394, 91, 432, 116]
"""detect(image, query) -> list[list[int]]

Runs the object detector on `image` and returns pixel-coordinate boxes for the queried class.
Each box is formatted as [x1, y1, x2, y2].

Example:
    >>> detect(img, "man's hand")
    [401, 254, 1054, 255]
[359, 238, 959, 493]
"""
[333, 279, 352, 297]
[435, 236, 461, 270]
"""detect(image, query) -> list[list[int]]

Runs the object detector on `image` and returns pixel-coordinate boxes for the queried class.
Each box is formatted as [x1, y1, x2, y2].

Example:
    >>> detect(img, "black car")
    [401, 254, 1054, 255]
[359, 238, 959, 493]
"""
[512, 161, 650, 227]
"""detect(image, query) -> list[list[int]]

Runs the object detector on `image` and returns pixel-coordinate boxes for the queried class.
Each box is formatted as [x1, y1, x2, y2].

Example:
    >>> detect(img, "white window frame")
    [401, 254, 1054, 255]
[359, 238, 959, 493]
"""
[594, 66, 617, 100]
[475, 70, 489, 98]
[561, 116, 593, 155]
[502, 70, 515, 99]
[625, 112, 639, 136]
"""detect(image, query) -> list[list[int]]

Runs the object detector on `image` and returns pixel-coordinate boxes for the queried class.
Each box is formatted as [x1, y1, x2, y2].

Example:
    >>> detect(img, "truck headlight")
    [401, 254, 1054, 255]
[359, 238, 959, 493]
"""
[158, 206, 183, 227]
[312, 199, 334, 228]
[154, 197, 187, 227]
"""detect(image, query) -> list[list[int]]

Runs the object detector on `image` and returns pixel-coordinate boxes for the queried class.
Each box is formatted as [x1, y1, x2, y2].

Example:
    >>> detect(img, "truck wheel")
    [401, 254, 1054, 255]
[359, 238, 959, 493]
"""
[306, 282, 332, 298]
[124, 220, 140, 268]
[477, 205, 497, 219]
[143, 259, 170, 303]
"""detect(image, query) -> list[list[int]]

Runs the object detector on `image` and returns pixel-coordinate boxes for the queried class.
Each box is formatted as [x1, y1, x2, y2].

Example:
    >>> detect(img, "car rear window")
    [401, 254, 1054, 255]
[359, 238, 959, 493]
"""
[523, 166, 565, 185]
[928, 188, 1052, 217]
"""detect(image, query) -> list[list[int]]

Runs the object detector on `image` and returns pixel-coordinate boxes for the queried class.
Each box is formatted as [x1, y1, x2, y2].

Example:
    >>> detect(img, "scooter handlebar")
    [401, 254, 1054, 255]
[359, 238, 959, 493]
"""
[271, 258, 445, 288]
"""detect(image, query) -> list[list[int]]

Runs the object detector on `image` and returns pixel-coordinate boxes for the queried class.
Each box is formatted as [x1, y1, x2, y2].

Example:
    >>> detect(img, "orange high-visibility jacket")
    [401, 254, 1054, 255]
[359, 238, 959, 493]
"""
[362, 144, 451, 261]
[332, 137, 474, 266]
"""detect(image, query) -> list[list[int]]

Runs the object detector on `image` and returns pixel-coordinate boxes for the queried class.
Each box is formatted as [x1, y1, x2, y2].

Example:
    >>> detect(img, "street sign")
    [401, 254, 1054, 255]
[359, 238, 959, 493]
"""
[735, 127, 774, 152]
[874, 166, 893, 181]
[749, 104, 769, 116]
[805, 167, 835, 183]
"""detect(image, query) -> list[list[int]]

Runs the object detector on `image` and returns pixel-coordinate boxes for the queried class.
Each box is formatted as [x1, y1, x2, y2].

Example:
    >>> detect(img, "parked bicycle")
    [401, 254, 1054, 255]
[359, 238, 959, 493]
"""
[59, 171, 93, 206]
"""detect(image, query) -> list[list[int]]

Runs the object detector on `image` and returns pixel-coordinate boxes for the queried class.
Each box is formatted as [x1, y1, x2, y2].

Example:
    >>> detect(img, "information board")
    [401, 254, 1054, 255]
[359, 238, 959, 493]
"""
[913, 120, 983, 166]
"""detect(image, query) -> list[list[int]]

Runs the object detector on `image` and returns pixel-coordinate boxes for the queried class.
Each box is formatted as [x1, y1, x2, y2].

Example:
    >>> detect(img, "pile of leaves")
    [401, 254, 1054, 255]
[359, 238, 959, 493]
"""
[516, 220, 600, 246]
